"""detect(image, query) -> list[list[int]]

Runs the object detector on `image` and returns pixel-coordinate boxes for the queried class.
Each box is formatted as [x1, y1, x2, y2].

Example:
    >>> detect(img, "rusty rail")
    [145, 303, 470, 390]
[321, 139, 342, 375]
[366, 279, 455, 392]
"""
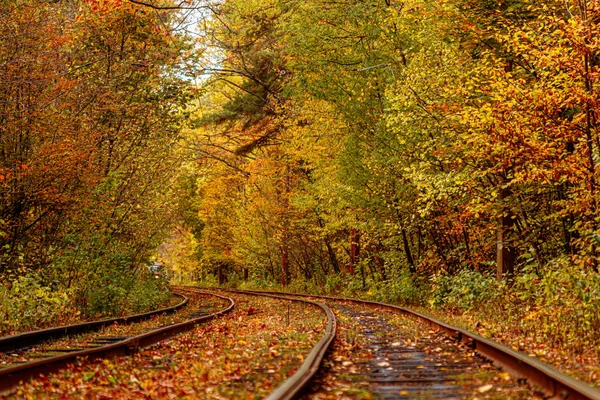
[209, 287, 600, 400]
[0, 290, 234, 396]
[214, 288, 336, 400]
[0, 293, 188, 354]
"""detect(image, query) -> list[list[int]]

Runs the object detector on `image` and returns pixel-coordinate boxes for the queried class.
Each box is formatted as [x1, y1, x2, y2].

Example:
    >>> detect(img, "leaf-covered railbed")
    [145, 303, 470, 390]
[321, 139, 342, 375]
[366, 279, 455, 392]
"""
[286, 299, 538, 399]
[0, 292, 224, 369]
[9, 292, 326, 399]
[3, 0, 600, 396]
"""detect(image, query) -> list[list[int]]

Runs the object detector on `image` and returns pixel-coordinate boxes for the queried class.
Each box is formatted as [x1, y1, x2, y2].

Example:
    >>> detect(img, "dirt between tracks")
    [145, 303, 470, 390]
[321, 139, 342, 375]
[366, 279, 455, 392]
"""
[301, 303, 545, 400]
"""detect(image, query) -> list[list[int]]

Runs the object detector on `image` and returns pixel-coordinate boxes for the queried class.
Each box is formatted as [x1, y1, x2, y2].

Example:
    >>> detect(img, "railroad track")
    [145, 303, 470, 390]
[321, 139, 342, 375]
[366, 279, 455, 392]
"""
[0, 289, 233, 396]
[2, 288, 336, 400]
[195, 288, 337, 400]
[7, 285, 599, 399]
[205, 287, 600, 400]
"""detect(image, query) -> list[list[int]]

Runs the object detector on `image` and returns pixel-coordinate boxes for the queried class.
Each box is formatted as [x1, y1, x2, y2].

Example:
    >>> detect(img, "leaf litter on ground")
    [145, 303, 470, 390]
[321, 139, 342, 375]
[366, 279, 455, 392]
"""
[9, 292, 326, 399]
[415, 306, 600, 389]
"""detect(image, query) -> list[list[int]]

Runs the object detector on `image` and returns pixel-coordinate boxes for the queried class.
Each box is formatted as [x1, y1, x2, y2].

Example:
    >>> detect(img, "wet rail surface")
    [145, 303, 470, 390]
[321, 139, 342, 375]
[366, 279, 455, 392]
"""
[205, 287, 600, 400]
[0, 289, 234, 396]
[302, 303, 534, 399]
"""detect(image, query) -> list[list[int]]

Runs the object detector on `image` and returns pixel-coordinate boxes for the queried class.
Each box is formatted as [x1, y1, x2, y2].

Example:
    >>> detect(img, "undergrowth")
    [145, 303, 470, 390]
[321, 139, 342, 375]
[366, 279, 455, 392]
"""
[79, 269, 171, 318]
[429, 262, 600, 356]
[0, 272, 77, 336]
[1, 270, 172, 336]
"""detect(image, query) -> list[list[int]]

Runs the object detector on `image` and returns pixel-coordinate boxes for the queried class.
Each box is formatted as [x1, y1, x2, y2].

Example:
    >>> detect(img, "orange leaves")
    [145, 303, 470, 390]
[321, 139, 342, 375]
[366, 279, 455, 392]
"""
[85, 0, 127, 13]
[14, 295, 324, 399]
[0, 0, 190, 282]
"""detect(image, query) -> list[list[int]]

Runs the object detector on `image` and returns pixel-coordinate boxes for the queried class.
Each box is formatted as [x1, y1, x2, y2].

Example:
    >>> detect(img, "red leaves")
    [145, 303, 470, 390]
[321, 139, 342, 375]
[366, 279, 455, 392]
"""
[246, 306, 258, 316]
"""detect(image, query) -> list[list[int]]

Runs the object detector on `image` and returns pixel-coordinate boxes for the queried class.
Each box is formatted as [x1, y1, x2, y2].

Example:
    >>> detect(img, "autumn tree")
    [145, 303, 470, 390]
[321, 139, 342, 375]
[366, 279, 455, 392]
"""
[1, 0, 194, 313]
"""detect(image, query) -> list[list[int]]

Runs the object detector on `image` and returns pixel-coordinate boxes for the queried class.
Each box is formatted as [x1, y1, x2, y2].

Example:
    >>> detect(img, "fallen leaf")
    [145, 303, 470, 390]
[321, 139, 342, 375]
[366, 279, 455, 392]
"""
[478, 384, 494, 393]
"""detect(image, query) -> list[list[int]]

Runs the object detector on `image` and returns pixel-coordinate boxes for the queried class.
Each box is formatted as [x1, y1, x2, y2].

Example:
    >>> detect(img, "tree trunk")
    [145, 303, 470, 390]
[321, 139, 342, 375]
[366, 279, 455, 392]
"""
[281, 241, 289, 286]
[324, 236, 340, 274]
[349, 228, 360, 276]
[217, 263, 224, 285]
[497, 180, 515, 280]
[401, 228, 415, 273]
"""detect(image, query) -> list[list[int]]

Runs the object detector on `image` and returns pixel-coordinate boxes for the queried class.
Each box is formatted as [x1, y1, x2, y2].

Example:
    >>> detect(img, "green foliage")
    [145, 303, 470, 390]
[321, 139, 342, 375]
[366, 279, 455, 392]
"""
[511, 261, 600, 351]
[367, 269, 423, 306]
[235, 267, 423, 307]
[0, 273, 75, 335]
[322, 273, 348, 295]
[83, 280, 129, 317]
[126, 275, 172, 314]
[428, 263, 600, 353]
[194, 273, 220, 288]
[80, 268, 170, 318]
[430, 270, 500, 311]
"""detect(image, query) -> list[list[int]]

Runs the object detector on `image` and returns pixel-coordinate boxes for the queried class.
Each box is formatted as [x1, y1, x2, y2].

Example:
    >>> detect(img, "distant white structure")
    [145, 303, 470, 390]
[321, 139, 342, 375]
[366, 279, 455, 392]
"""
[148, 261, 167, 278]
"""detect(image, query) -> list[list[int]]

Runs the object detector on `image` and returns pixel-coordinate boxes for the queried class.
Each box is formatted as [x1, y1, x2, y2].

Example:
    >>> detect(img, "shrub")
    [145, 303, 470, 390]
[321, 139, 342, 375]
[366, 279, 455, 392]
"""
[0, 273, 76, 335]
[368, 268, 423, 305]
[511, 260, 600, 352]
[125, 274, 171, 313]
[430, 269, 500, 311]
[80, 269, 171, 317]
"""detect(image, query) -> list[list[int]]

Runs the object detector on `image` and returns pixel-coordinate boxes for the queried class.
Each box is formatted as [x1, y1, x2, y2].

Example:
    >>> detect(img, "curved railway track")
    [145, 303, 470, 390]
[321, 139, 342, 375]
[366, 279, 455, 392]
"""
[6, 285, 598, 399]
[0, 294, 189, 355]
[2, 288, 337, 400]
[0, 289, 234, 396]
[196, 288, 337, 400]
[207, 287, 600, 400]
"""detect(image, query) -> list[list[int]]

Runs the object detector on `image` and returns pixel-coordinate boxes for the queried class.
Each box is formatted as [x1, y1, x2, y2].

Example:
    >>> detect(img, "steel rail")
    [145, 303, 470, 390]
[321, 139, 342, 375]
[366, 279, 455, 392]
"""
[209, 287, 600, 400]
[214, 288, 336, 400]
[0, 290, 234, 396]
[0, 293, 188, 354]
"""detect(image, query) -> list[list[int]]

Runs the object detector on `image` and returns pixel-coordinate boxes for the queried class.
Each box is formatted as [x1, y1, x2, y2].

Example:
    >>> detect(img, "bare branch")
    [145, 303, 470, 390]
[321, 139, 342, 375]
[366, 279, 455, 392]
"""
[127, 0, 209, 10]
